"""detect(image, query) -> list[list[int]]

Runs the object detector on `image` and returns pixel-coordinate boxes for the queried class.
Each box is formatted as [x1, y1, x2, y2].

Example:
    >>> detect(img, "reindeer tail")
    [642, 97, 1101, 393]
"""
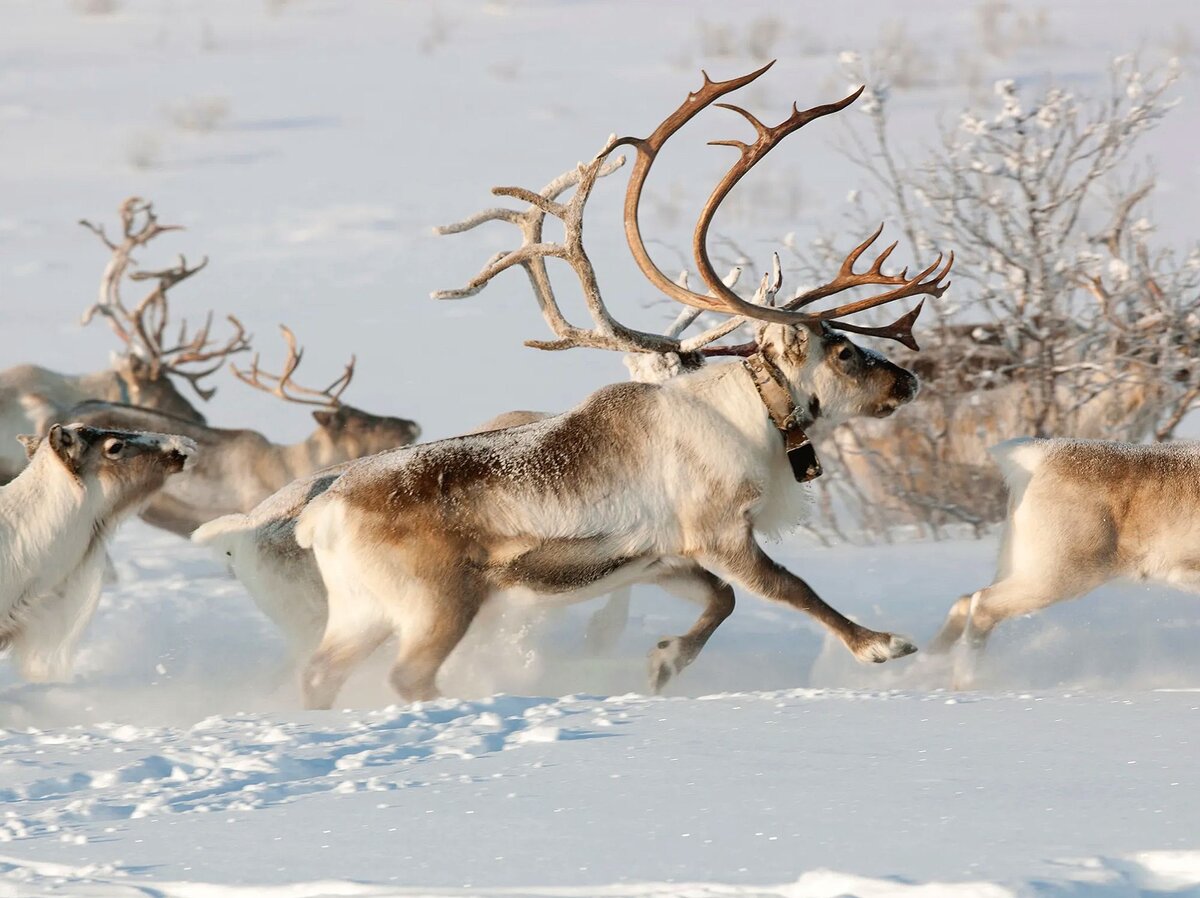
[988, 437, 1047, 496]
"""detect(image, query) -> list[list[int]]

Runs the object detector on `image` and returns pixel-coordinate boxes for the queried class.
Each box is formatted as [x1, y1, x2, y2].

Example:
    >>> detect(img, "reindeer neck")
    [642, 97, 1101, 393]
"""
[664, 361, 784, 453]
[666, 358, 826, 486]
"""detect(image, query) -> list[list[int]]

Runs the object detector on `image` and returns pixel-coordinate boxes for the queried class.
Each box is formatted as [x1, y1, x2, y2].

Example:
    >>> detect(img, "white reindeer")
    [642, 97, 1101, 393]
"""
[71, 325, 421, 538]
[929, 436, 1200, 684]
[0, 423, 196, 681]
[0, 197, 248, 482]
[289, 64, 953, 709]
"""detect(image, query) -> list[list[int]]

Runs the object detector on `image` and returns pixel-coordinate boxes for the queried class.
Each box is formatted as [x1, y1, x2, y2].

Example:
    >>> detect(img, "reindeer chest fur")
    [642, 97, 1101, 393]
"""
[0, 455, 96, 619]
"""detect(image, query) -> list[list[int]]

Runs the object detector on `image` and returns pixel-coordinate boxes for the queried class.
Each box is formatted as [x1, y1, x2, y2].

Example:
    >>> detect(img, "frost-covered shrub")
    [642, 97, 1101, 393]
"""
[803, 55, 1200, 542]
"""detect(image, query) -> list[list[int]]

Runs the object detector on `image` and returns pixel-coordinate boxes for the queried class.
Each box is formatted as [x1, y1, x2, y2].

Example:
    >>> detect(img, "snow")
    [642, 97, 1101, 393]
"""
[1, 522, 1198, 896]
[3, 0, 1200, 895]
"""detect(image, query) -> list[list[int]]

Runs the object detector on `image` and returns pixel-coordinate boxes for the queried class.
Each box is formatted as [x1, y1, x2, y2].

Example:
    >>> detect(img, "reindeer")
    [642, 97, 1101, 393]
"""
[288, 63, 952, 709]
[70, 325, 421, 538]
[0, 423, 196, 681]
[0, 198, 248, 483]
[191, 268, 753, 667]
[928, 437, 1200, 685]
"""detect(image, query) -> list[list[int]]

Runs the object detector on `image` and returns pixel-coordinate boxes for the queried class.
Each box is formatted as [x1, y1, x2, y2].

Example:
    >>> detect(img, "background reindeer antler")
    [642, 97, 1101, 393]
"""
[231, 325, 356, 408]
[79, 197, 250, 400]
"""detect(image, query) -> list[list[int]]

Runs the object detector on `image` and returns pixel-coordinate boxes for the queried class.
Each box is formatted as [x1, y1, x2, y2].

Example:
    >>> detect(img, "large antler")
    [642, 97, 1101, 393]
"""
[434, 63, 951, 354]
[231, 325, 355, 408]
[612, 61, 952, 350]
[79, 197, 251, 399]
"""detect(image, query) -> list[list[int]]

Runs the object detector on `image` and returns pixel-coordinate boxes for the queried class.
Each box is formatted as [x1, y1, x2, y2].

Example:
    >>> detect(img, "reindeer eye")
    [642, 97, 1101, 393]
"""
[837, 347, 854, 362]
[104, 439, 124, 458]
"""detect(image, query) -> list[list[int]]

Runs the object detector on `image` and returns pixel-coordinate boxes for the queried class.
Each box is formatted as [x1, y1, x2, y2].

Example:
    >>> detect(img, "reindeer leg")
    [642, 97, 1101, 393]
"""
[647, 566, 735, 693]
[303, 626, 389, 710]
[700, 532, 916, 664]
[950, 570, 1112, 688]
[387, 584, 486, 703]
[583, 586, 631, 656]
[928, 593, 975, 654]
[301, 583, 390, 710]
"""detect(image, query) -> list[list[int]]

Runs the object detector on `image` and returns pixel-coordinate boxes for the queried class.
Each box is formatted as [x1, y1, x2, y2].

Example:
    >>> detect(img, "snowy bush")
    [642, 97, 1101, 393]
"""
[803, 55, 1200, 542]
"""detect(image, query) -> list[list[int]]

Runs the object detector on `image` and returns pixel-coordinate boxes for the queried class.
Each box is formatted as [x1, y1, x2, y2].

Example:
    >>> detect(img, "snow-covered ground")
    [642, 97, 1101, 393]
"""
[3, 1, 1200, 895]
[2, 523, 1199, 897]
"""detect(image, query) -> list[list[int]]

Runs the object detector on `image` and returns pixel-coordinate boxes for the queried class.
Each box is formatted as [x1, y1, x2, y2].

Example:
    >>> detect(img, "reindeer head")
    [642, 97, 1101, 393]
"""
[23, 423, 195, 508]
[110, 354, 209, 423]
[433, 62, 951, 448]
[233, 325, 422, 460]
[754, 321, 919, 430]
[311, 405, 422, 457]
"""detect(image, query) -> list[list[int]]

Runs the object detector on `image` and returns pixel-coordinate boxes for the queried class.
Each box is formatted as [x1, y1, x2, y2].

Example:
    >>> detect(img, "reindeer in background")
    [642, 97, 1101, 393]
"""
[291, 63, 952, 709]
[930, 436, 1200, 688]
[0, 198, 249, 482]
[71, 325, 421, 538]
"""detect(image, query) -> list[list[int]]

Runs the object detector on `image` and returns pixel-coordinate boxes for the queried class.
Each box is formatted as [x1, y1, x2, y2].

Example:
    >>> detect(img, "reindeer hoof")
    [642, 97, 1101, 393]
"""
[854, 632, 918, 664]
[647, 636, 686, 693]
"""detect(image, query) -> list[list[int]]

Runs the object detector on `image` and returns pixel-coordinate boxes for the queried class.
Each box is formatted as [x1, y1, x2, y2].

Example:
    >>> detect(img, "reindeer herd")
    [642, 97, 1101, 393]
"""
[2, 63, 1197, 703]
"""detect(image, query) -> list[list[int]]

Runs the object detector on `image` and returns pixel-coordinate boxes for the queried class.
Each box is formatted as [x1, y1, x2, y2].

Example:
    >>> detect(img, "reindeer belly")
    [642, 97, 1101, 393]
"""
[487, 537, 656, 605]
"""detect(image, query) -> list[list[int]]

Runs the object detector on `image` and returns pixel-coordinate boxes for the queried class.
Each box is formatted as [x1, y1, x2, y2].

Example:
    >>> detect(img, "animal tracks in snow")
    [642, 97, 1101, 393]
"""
[0, 696, 603, 843]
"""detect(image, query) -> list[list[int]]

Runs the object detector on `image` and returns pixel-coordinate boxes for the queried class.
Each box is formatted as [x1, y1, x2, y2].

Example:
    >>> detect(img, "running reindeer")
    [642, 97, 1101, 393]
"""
[0, 197, 248, 482]
[192, 256, 753, 667]
[1, 424, 196, 681]
[930, 437, 1200, 686]
[290, 63, 953, 709]
[72, 325, 421, 538]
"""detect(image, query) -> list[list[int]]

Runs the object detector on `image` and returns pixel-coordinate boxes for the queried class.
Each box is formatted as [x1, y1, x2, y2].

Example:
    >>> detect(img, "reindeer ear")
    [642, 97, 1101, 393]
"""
[16, 434, 41, 459]
[47, 424, 86, 470]
[312, 409, 336, 429]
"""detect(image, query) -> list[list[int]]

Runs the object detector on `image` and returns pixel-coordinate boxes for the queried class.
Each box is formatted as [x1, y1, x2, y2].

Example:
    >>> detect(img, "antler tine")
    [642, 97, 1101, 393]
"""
[231, 324, 354, 408]
[763, 251, 783, 306]
[662, 265, 741, 339]
[828, 301, 928, 352]
[126, 254, 250, 395]
[169, 314, 251, 364]
[808, 251, 953, 322]
[312, 348, 356, 405]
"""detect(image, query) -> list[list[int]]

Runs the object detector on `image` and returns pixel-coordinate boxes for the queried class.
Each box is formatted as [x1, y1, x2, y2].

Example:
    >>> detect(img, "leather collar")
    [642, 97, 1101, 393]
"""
[742, 352, 822, 482]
